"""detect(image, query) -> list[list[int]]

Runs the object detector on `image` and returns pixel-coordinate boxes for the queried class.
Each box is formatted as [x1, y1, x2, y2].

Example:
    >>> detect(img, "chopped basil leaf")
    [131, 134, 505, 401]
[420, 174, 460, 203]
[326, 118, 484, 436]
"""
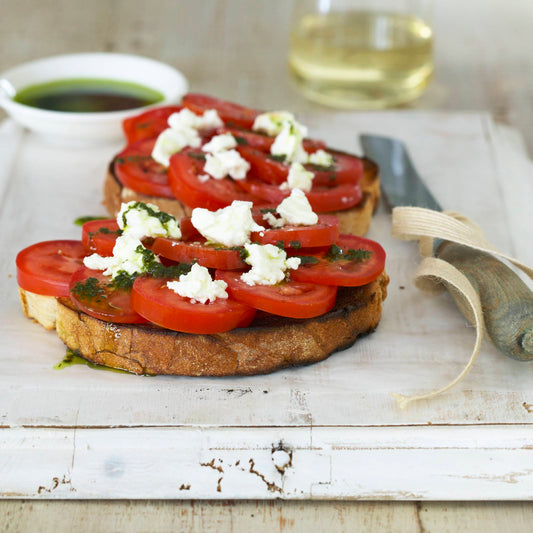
[267, 154, 287, 163]
[306, 163, 335, 172]
[74, 215, 106, 226]
[71, 277, 106, 301]
[230, 246, 249, 261]
[188, 152, 206, 161]
[111, 271, 136, 290]
[121, 202, 175, 229]
[299, 255, 320, 265]
[325, 244, 373, 262]
[344, 248, 373, 262]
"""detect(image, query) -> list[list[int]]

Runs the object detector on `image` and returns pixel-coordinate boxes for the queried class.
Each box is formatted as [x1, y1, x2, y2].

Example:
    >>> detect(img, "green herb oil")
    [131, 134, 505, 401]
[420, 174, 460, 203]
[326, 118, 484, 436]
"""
[15, 78, 164, 113]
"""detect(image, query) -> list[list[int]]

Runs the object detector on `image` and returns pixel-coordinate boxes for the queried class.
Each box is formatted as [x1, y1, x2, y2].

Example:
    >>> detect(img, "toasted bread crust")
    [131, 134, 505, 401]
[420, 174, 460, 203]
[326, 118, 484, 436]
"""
[103, 158, 380, 236]
[56, 272, 388, 376]
[19, 272, 388, 376]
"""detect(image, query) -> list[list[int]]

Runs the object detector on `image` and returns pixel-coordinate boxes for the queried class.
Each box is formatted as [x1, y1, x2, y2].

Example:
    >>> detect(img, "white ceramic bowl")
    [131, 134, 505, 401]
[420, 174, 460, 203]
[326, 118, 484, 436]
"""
[0, 53, 188, 145]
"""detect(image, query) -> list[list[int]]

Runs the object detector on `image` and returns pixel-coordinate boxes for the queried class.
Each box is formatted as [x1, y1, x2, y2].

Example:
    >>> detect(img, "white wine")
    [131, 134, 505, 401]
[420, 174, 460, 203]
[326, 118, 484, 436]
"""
[288, 11, 433, 109]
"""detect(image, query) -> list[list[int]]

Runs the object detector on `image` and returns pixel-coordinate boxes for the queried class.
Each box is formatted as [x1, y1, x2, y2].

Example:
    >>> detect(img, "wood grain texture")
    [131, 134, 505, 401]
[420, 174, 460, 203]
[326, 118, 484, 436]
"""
[2, 500, 533, 533]
[438, 242, 533, 361]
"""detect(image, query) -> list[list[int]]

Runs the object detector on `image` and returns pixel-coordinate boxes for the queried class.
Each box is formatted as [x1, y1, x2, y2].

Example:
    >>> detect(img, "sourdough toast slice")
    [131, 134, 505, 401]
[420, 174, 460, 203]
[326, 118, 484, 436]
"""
[19, 271, 388, 376]
[103, 158, 380, 236]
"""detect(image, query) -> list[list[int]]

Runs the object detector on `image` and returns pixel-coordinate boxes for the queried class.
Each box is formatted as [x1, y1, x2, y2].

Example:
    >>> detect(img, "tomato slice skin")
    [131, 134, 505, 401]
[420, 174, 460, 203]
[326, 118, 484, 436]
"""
[251, 214, 339, 248]
[69, 267, 147, 324]
[179, 216, 202, 241]
[16, 240, 86, 297]
[182, 94, 260, 129]
[122, 105, 183, 144]
[151, 238, 246, 270]
[215, 270, 337, 319]
[237, 145, 363, 187]
[81, 219, 120, 256]
[131, 276, 256, 333]
[221, 127, 326, 154]
[114, 137, 175, 198]
[290, 234, 386, 287]
[238, 178, 363, 213]
[168, 150, 262, 210]
[237, 145, 287, 185]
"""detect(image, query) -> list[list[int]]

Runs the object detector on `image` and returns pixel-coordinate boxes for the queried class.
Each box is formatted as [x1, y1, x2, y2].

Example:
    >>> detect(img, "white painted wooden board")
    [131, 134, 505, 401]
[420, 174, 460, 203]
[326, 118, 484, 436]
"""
[1, 112, 533, 499]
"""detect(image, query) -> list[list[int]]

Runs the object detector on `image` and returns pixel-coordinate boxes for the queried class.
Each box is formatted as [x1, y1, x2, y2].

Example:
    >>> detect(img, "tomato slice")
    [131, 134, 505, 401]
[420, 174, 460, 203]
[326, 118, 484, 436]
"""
[237, 145, 363, 187]
[179, 216, 202, 241]
[69, 267, 147, 324]
[238, 178, 363, 213]
[16, 240, 86, 297]
[290, 234, 386, 287]
[114, 137, 175, 198]
[221, 127, 326, 154]
[251, 214, 339, 248]
[215, 270, 337, 319]
[81, 219, 120, 256]
[168, 150, 262, 210]
[151, 238, 246, 270]
[122, 105, 183, 144]
[183, 94, 260, 129]
[131, 275, 256, 333]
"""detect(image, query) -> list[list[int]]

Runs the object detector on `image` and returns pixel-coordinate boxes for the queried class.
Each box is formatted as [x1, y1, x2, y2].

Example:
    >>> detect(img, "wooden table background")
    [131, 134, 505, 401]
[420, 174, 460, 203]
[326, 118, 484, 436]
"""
[2, 0, 533, 530]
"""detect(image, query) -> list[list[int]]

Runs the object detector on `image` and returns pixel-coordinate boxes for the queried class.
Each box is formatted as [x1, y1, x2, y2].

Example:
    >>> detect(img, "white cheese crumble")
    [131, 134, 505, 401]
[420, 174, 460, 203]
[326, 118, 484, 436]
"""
[252, 111, 297, 137]
[83, 234, 157, 279]
[117, 201, 181, 240]
[167, 108, 223, 132]
[191, 201, 264, 248]
[203, 149, 250, 180]
[241, 243, 300, 286]
[151, 108, 223, 166]
[151, 128, 197, 167]
[166, 263, 228, 304]
[276, 188, 318, 226]
[308, 149, 334, 167]
[270, 118, 309, 164]
[202, 133, 237, 154]
[280, 162, 314, 192]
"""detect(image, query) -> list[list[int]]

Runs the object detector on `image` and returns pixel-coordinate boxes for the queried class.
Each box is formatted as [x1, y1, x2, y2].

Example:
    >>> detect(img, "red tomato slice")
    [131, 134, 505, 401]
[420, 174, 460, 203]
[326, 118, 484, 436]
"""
[69, 267, 147, 324]
[237, 145, 363, 187]
[114, 137, 175, 198]
[251, 214, 339, 248]
[238, 178, 363, 213]
[16, 240, 86, 297]
[183, 94, 260, 129]
[179, 216, 202, 241]
[168, 150, 262, 210]
[221, 127, 326, 154]
[151, 238, 246, 270]
[81, 219, 120, 256]
[131, 276, 256, 333]
[290, 234, 386, 287]
[215, 270, 337, 319]
[122, 105, 183, 144]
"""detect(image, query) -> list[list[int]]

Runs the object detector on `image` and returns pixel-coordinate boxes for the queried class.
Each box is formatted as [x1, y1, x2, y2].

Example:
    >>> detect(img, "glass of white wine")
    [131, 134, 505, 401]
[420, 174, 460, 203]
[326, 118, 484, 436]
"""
[288, 0, 434, 109]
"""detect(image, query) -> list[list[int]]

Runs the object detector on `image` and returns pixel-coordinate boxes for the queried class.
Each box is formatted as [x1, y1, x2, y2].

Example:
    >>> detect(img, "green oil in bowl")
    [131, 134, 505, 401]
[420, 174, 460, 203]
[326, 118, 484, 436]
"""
[14, 77, 164, 113]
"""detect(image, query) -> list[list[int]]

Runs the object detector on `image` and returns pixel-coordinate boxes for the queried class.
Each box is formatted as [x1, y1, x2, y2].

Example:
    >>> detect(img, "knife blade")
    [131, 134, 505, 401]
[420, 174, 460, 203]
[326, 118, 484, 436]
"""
[361, 133, 533, 361]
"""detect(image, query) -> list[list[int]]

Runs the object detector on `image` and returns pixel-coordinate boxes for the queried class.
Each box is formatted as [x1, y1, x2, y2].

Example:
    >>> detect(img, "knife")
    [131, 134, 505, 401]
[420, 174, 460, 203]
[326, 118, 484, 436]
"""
[361, 134, 533, 362]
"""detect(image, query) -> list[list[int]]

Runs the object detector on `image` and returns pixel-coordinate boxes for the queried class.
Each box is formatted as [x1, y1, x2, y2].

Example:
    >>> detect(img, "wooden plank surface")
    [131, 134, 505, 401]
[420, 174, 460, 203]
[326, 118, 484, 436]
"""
[2, 0, 533, 528]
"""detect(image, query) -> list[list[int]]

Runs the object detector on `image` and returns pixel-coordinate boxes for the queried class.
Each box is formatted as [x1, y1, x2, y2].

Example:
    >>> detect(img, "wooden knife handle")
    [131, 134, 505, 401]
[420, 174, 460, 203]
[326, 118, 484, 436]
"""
[437, 241, 533, 361]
